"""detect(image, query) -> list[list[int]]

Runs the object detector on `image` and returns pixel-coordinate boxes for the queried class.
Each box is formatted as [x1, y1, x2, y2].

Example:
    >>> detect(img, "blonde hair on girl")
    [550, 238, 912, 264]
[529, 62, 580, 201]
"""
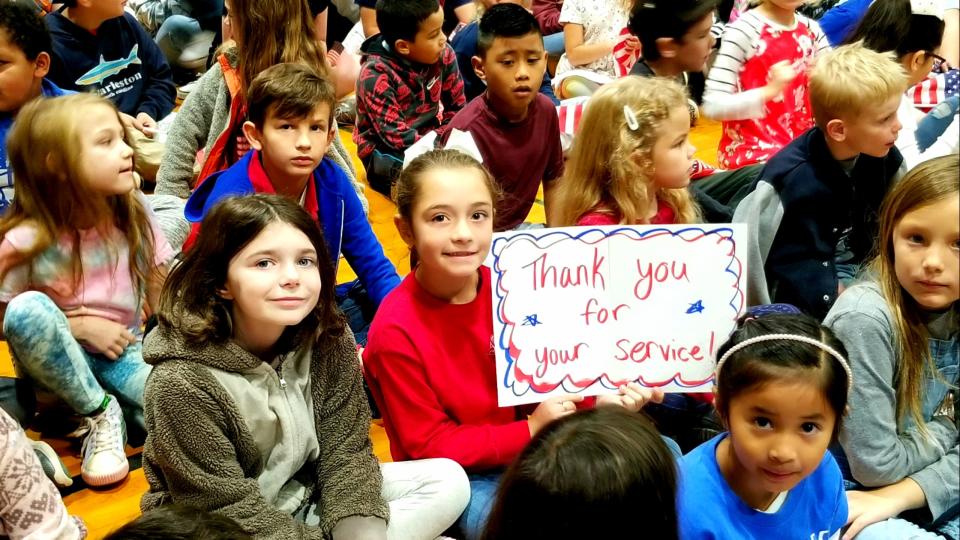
[1, 94, 158, 296]
[555, 76, 700, 226]
[870, 154, 959, 435]
[230, 0, 329, 92]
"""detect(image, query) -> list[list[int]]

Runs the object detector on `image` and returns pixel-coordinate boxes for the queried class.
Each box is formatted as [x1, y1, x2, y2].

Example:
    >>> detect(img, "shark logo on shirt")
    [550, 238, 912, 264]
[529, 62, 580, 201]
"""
[75, 44, 141, 86]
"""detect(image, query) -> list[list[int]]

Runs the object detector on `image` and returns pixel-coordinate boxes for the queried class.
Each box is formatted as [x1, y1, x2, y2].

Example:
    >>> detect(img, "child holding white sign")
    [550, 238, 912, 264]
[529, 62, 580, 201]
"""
[363, 149, 662, 540]
[677, 312, 850, 539]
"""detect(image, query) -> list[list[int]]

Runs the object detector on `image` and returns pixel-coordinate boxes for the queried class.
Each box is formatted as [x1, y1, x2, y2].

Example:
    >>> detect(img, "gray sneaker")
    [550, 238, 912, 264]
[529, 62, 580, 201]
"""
[30, 439, 72, 488]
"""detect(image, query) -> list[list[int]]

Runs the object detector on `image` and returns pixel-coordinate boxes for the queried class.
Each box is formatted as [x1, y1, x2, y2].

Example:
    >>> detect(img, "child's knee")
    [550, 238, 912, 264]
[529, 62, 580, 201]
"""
[429, 458, 471, 510]
[3, 291, 58, 338]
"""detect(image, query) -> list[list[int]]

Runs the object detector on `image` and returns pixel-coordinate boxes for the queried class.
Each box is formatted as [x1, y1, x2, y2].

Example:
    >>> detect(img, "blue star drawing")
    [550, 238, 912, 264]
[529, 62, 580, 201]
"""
[522, 314, 542, 326]
[686, 300, 705, 314]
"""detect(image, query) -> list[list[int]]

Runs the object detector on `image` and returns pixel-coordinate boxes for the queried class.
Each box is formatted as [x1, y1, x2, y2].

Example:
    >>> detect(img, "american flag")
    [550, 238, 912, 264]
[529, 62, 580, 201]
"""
[911, 69, 960, 113]
[612, 28, 640, 78]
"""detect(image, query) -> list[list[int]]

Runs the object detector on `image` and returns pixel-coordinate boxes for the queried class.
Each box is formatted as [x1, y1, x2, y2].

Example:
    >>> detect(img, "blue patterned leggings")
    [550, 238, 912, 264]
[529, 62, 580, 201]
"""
[3, 291, 150, 430]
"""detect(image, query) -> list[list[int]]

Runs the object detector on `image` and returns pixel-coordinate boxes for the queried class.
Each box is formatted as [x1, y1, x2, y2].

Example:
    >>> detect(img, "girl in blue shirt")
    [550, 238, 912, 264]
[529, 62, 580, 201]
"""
[677, 311, 851, 539]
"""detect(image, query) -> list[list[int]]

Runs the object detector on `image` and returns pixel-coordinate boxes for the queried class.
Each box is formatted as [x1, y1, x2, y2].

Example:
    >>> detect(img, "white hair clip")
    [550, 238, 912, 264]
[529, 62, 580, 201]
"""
[623, 105, 640, 131]
[714, 333, 854, 394]
[911, 0, 945, 19]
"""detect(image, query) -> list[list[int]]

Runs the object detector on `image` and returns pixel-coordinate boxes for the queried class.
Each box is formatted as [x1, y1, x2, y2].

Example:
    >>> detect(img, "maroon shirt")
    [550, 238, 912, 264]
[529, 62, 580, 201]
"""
[447, 94, 564, 231]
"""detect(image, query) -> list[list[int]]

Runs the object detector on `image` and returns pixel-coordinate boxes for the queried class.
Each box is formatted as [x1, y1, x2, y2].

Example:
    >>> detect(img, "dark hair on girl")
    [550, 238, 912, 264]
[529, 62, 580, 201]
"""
[103, 504, 252, 540]
[844, 0, 944, 59]
[714, 313, 850, 440]
[158, 194, 344, 351]
[481, 407, 679, 540]
[393, 149, 501, 222]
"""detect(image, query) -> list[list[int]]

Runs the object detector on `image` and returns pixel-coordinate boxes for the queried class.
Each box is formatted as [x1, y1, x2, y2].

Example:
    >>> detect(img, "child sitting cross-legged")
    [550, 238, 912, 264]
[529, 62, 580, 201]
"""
[0, 94, 172, 488]
[184, 63, 399, 344]
[363, 149, 664, 540]
[354, 0, 466, 198]
[142, 194, 469, 539]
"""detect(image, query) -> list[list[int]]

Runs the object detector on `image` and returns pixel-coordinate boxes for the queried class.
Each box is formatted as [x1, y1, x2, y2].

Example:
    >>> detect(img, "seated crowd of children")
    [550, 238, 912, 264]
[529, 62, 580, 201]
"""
[0, 0, 957, 538]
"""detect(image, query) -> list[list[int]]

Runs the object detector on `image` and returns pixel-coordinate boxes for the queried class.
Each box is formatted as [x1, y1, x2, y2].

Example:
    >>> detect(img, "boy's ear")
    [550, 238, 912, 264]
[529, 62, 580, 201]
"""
[824, 118, 847, 143]
[241, 121, 264, 151]
[33, 52, 51, 79]
[655, 37, 677, 59]
[394, 214, 414, 247]
[395, 38, 412, 57]
[471, 55, 486, 82]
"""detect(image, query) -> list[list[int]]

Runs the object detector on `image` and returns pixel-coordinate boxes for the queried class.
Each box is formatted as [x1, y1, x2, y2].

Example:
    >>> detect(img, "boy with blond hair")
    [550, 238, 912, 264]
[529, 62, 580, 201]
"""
[734, 43, 909, 319]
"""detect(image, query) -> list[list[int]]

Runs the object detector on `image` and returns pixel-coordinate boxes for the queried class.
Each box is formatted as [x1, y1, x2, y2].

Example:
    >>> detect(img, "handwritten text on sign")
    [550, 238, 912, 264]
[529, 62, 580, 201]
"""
[491, 225, 746, 406]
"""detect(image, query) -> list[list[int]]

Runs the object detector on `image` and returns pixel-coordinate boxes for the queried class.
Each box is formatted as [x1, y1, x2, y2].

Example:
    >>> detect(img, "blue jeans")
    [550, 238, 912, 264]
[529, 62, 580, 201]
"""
[2, 291, 150, 431]
[544, 32, 565, 56]
[156, 15, 199, 65]
[458, 471, 501, 540]
[844, 480, 958, 539]
[335, 280, 376, 346]
[916, 95, 959, 152]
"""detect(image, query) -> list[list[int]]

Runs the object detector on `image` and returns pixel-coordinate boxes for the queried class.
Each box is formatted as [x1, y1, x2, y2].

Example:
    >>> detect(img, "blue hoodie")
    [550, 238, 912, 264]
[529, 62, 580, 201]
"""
[185, 150, 401, 305]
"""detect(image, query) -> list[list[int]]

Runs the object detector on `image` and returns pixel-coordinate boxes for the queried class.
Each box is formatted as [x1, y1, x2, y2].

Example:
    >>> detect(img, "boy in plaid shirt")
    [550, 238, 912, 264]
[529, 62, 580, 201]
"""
[354, 0, 465, 197]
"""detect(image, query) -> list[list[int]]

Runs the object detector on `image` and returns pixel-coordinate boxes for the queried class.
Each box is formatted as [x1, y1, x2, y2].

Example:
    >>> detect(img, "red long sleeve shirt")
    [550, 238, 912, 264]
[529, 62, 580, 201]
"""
[363, 267, 532, 471]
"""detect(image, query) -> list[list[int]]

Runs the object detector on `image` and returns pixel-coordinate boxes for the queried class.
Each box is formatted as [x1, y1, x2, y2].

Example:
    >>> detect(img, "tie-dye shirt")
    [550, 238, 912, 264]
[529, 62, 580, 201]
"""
[0, 197, 172, 333]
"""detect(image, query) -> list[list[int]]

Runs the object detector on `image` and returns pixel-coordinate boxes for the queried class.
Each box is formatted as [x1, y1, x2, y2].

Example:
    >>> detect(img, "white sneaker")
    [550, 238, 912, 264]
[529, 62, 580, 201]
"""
[80, 395, 129, 487]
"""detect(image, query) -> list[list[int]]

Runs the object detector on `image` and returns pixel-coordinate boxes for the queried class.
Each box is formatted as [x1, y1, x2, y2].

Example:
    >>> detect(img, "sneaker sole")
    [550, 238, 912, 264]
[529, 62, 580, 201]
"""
[82, 461, 129, 487]
[32, 441, 73, 488]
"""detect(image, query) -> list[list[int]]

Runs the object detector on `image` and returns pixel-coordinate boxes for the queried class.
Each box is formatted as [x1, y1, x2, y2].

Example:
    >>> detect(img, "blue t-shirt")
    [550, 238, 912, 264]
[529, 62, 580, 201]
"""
[678, 434, 848, 540]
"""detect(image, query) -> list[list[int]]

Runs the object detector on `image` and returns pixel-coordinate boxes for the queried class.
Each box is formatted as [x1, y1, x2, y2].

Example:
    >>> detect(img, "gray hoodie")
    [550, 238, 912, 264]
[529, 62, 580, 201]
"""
[825, 282, 958, 521]
[140, 322, 388, 539]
